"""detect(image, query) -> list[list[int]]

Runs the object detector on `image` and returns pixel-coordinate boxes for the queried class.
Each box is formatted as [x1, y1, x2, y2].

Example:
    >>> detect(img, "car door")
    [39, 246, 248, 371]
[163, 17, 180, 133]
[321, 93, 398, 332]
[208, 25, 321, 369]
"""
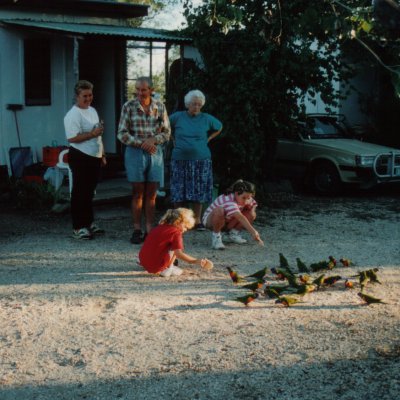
[275, 131, 307, 179]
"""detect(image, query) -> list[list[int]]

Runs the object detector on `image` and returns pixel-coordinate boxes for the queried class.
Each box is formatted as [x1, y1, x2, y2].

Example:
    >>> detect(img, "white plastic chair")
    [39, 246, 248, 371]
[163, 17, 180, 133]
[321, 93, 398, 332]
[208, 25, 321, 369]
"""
[54, 148, 72, 196]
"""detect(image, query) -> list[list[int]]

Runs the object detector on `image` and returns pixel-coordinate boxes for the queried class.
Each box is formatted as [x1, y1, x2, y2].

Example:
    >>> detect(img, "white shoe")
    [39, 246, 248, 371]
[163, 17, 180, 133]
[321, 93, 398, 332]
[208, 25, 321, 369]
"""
[170, 265, 183, 276]
[212, 233, 225, 250]
[72, 228, 93, 240]
[89, 222, 105, 235]
[160, 265, 183, 277]
[227, 229, 247, 244]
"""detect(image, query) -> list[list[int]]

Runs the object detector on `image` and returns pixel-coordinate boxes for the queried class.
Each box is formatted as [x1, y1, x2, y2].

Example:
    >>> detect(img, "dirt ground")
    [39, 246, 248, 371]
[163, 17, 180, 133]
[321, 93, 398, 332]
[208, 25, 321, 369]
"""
[0, 188, 399, 400]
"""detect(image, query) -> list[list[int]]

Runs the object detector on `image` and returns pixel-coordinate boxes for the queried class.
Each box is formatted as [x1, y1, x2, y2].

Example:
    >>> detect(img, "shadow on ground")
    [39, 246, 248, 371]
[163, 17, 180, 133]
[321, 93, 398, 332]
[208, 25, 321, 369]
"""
[0, 356, 398, 400]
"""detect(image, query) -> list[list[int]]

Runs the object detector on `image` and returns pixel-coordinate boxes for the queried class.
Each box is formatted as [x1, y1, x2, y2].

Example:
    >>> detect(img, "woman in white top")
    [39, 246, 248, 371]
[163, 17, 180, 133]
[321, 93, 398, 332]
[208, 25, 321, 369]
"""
[64, 80, 106, 239]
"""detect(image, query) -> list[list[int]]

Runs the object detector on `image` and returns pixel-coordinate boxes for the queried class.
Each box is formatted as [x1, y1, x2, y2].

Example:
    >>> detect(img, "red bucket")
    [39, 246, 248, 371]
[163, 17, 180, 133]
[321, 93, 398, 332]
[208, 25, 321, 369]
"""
[42, 146, 67, 167]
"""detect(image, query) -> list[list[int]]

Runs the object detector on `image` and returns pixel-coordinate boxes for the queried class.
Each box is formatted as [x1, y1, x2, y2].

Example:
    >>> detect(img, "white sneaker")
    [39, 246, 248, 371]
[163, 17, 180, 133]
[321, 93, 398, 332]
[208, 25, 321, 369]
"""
[89, 223, 105, 235]
[211, 233, 225, 250]
[72, 227, 93, 240]
[227, 229, 247, 244]
[160, 265, 183, 277]
[170, 265, 183, 276]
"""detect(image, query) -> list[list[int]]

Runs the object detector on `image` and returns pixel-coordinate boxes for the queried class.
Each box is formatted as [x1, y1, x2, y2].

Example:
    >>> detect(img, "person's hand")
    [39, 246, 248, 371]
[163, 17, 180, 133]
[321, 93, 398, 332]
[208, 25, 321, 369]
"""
[252, 230, 264, 247]
[101, 155, 107, 167]
[141, 138, 157, 154]
[200, 258, 214, 270]
[91, 125, 104, 138]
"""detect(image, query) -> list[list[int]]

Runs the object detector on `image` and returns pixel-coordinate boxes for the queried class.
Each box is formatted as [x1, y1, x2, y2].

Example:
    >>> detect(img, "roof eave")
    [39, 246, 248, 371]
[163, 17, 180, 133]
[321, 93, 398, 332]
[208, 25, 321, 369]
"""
[0, 0, 149, 19]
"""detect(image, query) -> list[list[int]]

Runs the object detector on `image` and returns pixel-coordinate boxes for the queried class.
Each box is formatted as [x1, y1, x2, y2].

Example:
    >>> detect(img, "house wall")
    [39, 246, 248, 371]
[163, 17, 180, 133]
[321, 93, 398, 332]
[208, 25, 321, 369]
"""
[0, 28, 72, 167]
[184, 45, 204, 69]
[0, 5, 130, 169]
[0, 29, 120, 169]
[0, 29, 24, 166]
[339, 67, 376, 126]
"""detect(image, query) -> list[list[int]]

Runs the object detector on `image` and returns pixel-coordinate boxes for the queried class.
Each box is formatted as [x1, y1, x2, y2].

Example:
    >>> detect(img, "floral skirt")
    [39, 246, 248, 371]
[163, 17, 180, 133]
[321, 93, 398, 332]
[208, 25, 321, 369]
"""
[170, 159, 213, 203]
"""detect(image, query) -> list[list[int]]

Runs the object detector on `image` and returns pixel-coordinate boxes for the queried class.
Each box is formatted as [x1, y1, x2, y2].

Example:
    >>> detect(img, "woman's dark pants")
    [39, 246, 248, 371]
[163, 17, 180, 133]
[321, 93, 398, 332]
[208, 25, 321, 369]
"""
[68, 147, 101, 230]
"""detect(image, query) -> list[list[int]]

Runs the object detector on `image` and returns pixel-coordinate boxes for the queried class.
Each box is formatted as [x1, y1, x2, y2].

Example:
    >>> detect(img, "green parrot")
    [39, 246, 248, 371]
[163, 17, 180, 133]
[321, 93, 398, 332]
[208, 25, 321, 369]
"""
[310, 260, 329, 272]
[296, 284, 316, 295]
[245, 267, 269, 280]
[312, 274, 326, 289]
[366, 268, 381, 284]
[270, 267, 294, 282]
[227, 266, 246, 284]
[328, 255, 337, 266]
[345, 279, 354, 289]
[240, 280, 264, 292]
[299, 274, 312, 284]
[235, 293, 259, 306]
[340, 257, 354, 267]
[275, 295, 301, 307]
[279, 253, 290, 268]
[264, 284, 290, 298]
[323, 275, 342, 287]
[357, 292, 386, 305]
[296, 257, 309, 273]
[264, 288, 281, 298]
[279, 253, 295, 275]
[359, 271, 370, 290]
[287, 274, 300, 289]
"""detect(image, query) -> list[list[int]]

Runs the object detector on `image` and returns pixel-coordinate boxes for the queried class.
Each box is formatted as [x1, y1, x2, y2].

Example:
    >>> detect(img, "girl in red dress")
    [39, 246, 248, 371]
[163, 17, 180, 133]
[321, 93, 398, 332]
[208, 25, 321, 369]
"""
[139, 208, 213, 277]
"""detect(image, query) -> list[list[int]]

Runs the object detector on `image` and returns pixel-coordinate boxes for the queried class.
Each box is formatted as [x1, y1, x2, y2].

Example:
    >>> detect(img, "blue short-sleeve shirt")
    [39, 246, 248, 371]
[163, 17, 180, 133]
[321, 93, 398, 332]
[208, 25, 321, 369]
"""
[169, 111, 222, 161]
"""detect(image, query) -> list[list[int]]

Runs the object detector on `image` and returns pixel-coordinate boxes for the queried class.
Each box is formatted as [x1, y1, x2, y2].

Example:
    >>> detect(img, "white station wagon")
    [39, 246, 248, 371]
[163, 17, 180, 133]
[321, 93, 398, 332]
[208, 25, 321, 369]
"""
[275, 114, 400, 194]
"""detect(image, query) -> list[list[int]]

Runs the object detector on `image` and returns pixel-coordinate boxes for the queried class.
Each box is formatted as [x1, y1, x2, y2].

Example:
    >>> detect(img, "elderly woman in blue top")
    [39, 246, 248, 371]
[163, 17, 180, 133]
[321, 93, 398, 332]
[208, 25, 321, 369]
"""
[169, 90, 223, 230]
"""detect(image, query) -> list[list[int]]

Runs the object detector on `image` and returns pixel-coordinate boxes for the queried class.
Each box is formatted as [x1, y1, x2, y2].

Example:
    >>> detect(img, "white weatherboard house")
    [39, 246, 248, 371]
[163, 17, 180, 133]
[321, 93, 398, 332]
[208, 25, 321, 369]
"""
[0, 0, 191, 175]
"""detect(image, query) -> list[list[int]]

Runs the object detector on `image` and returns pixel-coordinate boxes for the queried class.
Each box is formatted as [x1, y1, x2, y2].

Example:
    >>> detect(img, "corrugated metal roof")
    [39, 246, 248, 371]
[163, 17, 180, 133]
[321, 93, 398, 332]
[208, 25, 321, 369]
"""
[0, 1, 149, 19]
[1, 19, 192, 43]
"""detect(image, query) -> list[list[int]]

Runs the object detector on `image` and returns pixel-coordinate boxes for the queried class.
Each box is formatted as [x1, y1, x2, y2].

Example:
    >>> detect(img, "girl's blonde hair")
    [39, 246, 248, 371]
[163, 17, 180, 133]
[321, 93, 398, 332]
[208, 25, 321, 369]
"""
[159, 208, 195, 230]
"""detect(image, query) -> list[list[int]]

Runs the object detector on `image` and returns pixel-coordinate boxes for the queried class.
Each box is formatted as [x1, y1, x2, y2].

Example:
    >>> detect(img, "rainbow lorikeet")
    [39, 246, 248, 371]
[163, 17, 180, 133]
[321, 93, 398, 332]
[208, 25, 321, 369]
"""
[296, 258, 309, 273]
[312, 274, 326, 289]
[328, 256, 337, 266]
[245, 267, 268, 280]
[359, 271, 370, 290]
[240, 280, 264, 292]
[299, 274, 311, 284]
[296, 284, 316, 295]
[344, 279, 354, 289]
[310, 260, 329, 272]
[264, 288, 281, 298]
[323, 275, 342, 287]
[275, 295, 301, 307]
[226, 266, 246, 284]
[327, 261, 336, 270]
[270, 267, 288, 281]
[235, 293, 259, 306]
[279, 253, 295, 275]
[357, 292, 386, 305]
[279, 253, 289, 268]
[366, 268, 381, 284]
[340, 258, 354, 267]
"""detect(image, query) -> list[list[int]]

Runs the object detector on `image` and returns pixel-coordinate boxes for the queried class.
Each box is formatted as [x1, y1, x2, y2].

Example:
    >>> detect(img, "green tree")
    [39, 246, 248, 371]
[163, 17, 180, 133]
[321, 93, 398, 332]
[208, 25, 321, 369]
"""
[120, 0, 179, 26]
[182, 0, 400, 184]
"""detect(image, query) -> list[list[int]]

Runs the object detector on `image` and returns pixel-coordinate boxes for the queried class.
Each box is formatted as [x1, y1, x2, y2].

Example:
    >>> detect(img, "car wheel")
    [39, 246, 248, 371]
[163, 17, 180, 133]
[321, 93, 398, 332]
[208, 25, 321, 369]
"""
[311, 162, 341, 195]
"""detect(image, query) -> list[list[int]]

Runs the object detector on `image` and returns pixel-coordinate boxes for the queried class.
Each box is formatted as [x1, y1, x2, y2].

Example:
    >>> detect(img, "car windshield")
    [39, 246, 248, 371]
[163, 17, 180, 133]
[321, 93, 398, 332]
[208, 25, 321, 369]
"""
[300, 116, 350, 139]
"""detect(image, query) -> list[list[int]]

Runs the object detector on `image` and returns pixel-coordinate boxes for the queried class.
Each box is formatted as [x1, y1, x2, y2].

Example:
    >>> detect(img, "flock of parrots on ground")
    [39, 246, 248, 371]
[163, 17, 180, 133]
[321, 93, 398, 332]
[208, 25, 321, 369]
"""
[227, 253, 386, 307]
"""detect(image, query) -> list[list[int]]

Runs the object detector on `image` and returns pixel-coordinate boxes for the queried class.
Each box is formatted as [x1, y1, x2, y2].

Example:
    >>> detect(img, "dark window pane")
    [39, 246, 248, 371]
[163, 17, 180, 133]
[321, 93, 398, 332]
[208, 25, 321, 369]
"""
[24, 39, 51, 106]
